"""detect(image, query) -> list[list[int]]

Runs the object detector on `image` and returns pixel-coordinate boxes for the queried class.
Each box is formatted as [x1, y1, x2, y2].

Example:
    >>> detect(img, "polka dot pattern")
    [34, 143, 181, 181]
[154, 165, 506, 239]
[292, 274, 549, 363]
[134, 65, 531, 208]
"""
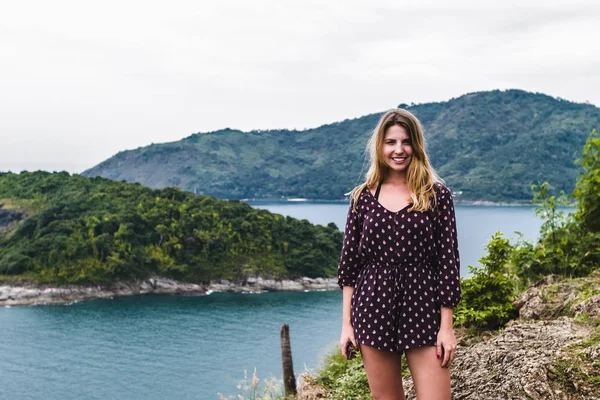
[337, 182, 462, 354]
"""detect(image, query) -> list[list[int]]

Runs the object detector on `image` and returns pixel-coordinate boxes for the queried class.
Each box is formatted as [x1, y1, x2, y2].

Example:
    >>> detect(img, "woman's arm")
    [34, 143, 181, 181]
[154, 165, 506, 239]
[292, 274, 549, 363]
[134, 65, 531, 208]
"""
[432, 183, 462, 309]
[342, 286, 354, 326]
[337, 197, 363, 357]
[337, 198, 363, 290]
[432, 183, 461, 367]
[340, 286, 357, 358]
[440, 306, 454, 329]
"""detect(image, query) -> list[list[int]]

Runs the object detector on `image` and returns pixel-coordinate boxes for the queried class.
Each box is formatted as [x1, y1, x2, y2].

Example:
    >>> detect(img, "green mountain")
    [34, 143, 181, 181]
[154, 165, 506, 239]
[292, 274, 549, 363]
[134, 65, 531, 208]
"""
[82, 90, 600, 202]
[0, 171, 342, 284]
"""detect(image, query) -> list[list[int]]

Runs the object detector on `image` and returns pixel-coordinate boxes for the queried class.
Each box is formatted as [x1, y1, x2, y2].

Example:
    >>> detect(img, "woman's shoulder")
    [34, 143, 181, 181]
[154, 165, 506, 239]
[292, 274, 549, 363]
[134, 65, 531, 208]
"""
[355, 186, 372, 207]
[433, 181, 452, 197]
[429, 182, 454, 214]
[345, 185, 371, 212]
[350, 185, 372, 201]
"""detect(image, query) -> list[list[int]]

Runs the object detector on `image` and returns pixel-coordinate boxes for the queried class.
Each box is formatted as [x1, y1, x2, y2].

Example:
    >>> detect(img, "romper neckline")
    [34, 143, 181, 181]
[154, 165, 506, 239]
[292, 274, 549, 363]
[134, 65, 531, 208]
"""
[367, 181, 413, 214]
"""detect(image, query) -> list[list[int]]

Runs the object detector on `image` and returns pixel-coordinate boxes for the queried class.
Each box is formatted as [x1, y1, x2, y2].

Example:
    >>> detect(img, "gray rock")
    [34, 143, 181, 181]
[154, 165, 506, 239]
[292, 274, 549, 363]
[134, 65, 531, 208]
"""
[0, 276, 205, 306]
[206, 277, 338, 293]
[0, 275, 339, 306]
[513, 277, 589, 321]
[401, 318, 593, 400]
[513, 287, 544, 319]
[571, 294, 600, 318]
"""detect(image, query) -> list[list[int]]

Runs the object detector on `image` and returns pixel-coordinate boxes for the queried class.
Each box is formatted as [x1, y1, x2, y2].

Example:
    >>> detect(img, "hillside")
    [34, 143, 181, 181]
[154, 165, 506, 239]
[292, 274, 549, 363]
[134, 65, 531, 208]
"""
[82, 89, 600, 202]
[0, 171, 342, 284]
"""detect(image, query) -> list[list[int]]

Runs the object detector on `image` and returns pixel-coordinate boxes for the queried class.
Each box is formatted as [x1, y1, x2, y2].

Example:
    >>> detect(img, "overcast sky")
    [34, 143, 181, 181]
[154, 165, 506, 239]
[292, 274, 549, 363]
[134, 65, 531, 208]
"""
[1, 0, 599, 174]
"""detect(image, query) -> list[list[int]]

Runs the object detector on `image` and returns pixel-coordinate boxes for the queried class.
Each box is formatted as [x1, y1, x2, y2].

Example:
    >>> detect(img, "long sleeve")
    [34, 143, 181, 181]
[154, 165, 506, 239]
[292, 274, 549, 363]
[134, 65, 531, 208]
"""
[432, 183, 462, 308]
[337, 199, 363, 289]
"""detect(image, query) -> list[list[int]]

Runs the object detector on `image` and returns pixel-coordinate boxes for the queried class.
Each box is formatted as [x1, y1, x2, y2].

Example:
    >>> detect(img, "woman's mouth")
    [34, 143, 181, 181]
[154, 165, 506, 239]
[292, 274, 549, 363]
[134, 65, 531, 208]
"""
[391, 157, 407, 164]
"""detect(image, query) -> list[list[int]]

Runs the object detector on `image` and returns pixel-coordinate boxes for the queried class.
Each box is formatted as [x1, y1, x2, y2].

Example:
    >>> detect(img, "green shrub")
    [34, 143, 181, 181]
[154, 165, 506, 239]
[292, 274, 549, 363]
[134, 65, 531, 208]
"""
[573, 129, 600, 234]
[514, 129, 600, 283]
[454, 232, 519, 332]
[0, 249, 32, 274]
[316, 350, 371, 400]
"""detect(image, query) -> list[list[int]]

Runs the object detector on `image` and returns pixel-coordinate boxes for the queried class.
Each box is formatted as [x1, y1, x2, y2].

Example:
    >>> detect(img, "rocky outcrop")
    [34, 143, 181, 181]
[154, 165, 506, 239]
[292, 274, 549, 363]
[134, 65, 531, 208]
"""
[398, 318, 594, 400]
[571, 294, 600, 319]
[0, 277, 206, 306]
[0, 276, 339, 306]
[207, 277, 338, 293]
[514, 273, 600, 321]
[299, 272, 600, 400]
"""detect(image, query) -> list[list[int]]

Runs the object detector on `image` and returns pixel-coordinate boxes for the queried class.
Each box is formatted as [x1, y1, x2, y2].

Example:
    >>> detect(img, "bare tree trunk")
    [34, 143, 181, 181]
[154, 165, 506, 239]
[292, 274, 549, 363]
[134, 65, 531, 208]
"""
[280, 323, 297, 396]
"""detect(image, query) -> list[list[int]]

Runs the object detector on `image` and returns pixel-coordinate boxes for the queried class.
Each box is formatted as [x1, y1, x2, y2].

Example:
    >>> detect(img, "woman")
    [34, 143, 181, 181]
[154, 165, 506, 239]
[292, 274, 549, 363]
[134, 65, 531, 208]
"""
[338, 109, 461, 399]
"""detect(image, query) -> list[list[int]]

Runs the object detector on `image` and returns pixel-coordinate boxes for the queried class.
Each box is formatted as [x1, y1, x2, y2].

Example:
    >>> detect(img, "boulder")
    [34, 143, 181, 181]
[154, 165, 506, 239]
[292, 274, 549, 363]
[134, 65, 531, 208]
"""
[401, 318, 594, 399]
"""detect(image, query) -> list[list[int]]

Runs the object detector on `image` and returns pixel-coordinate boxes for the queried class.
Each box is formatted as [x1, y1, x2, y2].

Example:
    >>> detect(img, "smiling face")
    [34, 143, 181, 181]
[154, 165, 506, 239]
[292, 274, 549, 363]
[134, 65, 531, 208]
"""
[381, 124, 413, 174]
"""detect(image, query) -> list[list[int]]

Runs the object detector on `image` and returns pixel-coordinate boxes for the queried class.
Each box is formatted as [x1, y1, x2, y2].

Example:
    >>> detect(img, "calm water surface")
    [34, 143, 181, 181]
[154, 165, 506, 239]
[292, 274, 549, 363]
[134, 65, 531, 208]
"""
[1, 291, 340, 400]
[250, 201, 549, 276]
[1, 202, 558, 399]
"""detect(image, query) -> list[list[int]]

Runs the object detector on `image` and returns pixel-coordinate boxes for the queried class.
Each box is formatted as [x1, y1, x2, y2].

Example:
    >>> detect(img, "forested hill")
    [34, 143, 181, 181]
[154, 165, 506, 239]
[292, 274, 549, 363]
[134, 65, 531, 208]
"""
[0, 171, 342, 284]
[82, 89, 600, 202]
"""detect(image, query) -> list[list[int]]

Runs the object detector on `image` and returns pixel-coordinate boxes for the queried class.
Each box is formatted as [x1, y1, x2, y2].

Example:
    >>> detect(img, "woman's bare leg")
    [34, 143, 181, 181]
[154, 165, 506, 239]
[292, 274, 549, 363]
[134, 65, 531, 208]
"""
[360, 344, 406, 400]
[405, 345, 451, 400]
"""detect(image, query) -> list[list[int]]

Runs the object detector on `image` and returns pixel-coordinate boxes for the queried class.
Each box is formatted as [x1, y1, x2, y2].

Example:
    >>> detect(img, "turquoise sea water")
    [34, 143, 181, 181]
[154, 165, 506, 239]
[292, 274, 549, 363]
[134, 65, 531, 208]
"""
[1, 291, 341, 399]
[0, 203, 555, 398]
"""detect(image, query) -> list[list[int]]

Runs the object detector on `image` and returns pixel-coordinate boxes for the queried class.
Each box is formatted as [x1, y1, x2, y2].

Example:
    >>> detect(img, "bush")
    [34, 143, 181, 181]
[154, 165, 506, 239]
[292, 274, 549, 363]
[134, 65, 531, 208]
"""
[515, 130, 600, 283]
[0, 249, 32, 274]
[316, 350, 372, 399]
[573, 129, 600, 234]
[454, 232, 519, 332]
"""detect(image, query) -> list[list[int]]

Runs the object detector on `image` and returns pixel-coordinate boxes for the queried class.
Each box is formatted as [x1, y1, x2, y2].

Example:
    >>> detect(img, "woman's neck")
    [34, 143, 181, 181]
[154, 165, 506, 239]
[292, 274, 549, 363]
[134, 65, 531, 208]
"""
[384, 171, 408, 186]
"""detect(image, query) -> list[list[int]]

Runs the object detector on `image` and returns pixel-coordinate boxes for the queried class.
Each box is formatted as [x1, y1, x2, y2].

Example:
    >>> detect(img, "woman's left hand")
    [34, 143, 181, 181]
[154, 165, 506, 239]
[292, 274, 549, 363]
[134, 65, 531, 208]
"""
[436, 326, 457, 368]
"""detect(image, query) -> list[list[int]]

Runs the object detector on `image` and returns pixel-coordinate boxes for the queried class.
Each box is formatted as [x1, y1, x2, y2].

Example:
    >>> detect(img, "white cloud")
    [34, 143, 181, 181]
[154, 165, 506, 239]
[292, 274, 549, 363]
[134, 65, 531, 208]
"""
[0, 0, 598, 173]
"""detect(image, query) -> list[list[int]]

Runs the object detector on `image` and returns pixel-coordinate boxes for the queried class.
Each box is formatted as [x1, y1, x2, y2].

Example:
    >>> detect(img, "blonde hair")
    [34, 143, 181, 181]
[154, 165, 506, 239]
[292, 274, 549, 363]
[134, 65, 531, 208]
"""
[347, 108, 443, 212]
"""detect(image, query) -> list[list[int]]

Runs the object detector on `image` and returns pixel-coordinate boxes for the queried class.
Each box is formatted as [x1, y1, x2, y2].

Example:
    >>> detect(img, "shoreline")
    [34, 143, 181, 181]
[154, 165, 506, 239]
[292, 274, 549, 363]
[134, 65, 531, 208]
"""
[244, 198, 572, 207]
[0, 276, 339, 307]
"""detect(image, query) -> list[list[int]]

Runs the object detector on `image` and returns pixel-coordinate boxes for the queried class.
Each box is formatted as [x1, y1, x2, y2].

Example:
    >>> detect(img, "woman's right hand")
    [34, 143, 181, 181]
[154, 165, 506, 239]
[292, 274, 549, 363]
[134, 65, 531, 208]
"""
[340, 322, 358, 359]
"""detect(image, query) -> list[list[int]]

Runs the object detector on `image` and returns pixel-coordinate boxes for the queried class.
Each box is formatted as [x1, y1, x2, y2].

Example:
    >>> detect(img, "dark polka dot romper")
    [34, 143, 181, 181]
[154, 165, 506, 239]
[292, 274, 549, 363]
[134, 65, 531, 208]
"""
[337, 181, 462, 354]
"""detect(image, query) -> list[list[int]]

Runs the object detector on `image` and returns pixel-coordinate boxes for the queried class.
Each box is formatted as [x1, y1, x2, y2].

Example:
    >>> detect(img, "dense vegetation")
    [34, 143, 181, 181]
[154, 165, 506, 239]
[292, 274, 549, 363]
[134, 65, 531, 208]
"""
[314, 129, 600, 396]
[0, 172, 342, 284]
[82, 90, 600, 203]
[442, 129, 599, 332]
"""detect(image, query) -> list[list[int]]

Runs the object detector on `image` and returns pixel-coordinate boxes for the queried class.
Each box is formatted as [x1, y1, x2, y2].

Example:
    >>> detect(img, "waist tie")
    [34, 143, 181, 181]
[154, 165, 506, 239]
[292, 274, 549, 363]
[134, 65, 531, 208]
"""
[362, 260, 435, 308]
[355, 260, 435, 297]
[363, 260, 433, 281]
